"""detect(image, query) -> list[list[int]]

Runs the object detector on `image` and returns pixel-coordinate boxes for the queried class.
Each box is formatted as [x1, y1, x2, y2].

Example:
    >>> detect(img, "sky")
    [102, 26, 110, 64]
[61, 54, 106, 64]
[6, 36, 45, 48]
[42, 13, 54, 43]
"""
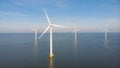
[0, 0, 120, 33]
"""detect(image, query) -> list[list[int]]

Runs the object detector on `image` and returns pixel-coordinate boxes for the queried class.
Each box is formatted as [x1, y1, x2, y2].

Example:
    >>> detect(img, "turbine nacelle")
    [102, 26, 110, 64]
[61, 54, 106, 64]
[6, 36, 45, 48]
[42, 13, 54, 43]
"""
[50, 24, 52, 27]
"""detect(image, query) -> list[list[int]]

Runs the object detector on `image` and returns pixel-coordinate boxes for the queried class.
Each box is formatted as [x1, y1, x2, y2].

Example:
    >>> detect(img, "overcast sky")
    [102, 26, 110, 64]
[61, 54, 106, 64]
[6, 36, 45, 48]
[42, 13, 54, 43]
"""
[0, 0, 120, 33]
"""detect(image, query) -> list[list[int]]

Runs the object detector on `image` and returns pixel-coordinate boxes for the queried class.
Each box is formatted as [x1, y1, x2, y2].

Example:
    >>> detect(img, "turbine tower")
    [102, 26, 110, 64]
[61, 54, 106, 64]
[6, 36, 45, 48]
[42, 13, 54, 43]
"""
[34, 25, 39, 42]
[38, 8, 65, 59]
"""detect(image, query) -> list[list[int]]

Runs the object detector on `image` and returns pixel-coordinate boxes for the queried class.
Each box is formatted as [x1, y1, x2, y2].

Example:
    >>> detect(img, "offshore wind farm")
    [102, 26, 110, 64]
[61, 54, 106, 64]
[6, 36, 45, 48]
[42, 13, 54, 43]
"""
[0, 0, 120, 68]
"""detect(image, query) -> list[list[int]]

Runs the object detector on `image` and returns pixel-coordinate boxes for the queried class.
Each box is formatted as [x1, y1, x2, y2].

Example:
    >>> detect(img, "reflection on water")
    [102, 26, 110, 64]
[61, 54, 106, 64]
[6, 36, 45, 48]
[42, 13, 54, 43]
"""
[34, 38, 38, 57]
[49, 59, 54, 68]
[104, 37, 107, 48]
[0, 33, 119, 68]
[74, 32, 77, 54]
[73, 34, 78, 67]
[34, 38, 38, 52]
[34, 38, 38, 65]
[74, 35, 77, 49]
[104, 31, 107, 48]
[104, 27, 107, 47]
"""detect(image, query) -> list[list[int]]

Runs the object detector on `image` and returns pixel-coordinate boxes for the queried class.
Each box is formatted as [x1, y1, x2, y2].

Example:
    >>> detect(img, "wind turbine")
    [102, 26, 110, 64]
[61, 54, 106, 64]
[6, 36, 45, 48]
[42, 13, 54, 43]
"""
[73, 26, 79, 50]
[38, 8, 65, 59]
[73, 27, 78, 41]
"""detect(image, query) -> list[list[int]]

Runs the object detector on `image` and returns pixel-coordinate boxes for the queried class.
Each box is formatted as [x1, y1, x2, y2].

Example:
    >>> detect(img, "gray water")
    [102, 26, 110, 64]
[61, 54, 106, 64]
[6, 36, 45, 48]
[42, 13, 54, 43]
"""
[0, 33, 120, 68]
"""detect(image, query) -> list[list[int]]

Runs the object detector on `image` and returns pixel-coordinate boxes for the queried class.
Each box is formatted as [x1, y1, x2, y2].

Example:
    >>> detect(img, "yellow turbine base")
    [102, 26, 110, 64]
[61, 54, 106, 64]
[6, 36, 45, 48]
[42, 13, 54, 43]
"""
[50, 54, 54, 59]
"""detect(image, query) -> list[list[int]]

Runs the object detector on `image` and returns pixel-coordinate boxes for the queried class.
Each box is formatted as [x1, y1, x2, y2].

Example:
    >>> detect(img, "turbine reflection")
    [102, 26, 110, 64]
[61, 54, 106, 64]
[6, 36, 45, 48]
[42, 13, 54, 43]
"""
[34, 37, 38, 55]
[104, 35, 107, 48]
[34, 36, 38, 64]
[74, 33, 77, 49]
[104, 26, 107, 47]
[49, 59, 54, 68]
[73, 31, 78, 67]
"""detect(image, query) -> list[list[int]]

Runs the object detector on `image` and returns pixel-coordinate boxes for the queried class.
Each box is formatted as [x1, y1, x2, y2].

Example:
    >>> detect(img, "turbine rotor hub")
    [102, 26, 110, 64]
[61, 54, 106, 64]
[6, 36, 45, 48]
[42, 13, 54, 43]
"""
[50, 24, 52, 27]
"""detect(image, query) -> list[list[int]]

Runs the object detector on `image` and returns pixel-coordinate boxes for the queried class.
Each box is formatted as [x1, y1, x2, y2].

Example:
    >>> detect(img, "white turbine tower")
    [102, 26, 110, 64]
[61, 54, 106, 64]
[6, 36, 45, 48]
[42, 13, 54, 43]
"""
[34, 25, 39, 41]
[38, 8, 65, 59]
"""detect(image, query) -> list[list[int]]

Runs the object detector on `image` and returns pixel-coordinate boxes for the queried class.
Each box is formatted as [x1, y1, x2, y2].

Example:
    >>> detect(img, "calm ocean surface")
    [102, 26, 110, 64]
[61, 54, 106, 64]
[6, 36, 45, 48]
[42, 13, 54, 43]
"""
[0, 33, 120, 68]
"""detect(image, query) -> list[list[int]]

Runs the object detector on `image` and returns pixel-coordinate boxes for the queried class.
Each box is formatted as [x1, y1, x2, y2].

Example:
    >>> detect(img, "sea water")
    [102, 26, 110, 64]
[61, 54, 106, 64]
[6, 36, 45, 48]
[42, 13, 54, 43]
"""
[0, 33, 120, 68]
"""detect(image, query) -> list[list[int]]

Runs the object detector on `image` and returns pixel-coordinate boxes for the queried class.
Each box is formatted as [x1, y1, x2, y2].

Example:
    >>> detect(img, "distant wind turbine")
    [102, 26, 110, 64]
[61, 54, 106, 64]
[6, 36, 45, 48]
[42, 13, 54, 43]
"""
[73, 27, 78, 41]
[38, 8, 65, 59]
[73, 26, 79, 49]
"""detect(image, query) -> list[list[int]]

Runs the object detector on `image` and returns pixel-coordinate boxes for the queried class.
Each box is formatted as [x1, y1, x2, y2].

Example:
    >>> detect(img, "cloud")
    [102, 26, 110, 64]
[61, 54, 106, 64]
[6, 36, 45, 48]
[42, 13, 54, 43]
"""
[0, 11, 27, 17]
[0, 0, 119, 33]
[9, 0, 39, 6]
[55, 0, 68, 9]
[107, 18, 120, 32]
[0, 22, 35, 33]
[0, 17, 120, 33]
[8, 0, 69, 9]
[52, 17, 120, 32]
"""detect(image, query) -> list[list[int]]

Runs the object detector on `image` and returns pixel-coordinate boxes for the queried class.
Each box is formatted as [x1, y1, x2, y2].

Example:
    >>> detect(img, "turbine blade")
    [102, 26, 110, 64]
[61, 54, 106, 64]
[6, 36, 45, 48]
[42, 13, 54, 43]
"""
[52, 24, 66, 28]
[43, 8, 51, 24]
[38, 25, 50, 39]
